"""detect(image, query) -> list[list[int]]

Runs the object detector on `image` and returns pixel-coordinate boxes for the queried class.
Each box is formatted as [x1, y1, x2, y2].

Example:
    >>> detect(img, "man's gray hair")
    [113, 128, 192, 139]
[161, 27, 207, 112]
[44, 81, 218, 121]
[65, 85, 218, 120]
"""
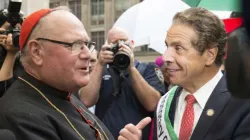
[173, 7, 227, 66]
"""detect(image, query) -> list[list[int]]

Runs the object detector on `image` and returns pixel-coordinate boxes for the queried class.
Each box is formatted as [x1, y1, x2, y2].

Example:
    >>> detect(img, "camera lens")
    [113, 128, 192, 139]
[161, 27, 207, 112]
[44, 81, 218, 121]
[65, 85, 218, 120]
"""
[113, 53, 130, 70]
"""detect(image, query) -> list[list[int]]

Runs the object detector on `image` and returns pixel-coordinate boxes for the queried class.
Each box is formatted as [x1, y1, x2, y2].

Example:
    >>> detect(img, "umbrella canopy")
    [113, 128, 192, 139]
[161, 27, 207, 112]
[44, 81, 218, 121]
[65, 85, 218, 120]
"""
[114, 0, 190, 54]
[113, 3, 140, 41]
[184, 0, 241, 12]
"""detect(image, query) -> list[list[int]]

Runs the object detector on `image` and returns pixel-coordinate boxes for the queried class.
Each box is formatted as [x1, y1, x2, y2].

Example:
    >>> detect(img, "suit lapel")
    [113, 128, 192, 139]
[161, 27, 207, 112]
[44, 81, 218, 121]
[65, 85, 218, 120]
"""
[191, 76, 231, 140]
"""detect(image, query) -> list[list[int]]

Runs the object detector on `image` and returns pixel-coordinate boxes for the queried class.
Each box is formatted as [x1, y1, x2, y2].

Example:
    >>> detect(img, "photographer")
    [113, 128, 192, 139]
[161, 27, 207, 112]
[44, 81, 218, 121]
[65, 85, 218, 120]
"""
[0, 10, 22, 97]
[79, 27, 165, 139]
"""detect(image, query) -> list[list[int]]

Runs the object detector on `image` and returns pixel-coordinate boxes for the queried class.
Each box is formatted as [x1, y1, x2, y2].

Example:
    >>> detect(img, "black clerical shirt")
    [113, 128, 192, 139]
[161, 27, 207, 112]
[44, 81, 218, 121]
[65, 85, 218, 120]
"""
[0, 72, 114, 140]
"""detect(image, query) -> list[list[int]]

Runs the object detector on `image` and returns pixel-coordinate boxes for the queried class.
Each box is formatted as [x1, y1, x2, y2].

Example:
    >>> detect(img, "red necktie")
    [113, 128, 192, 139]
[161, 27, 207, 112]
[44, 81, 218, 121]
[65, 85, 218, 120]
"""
[179, 94, 196, 140]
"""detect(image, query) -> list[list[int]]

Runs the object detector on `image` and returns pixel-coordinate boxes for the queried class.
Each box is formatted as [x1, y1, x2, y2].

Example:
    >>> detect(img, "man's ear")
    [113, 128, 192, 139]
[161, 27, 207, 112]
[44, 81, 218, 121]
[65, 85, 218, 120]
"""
[26, 40, 44, 66]
[130, 40, 135, 49]
[205, 43, 218, 66]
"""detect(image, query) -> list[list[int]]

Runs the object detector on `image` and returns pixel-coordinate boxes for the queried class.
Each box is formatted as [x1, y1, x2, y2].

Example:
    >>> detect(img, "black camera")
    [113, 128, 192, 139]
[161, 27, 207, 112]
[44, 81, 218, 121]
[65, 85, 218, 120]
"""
[108, 40, 131, 70]
[0, 0, 23, 48]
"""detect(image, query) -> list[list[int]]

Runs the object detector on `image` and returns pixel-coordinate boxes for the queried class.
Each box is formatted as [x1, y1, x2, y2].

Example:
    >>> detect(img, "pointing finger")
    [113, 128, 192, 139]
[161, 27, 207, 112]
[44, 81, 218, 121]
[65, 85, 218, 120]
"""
[136, 117, 152, 130]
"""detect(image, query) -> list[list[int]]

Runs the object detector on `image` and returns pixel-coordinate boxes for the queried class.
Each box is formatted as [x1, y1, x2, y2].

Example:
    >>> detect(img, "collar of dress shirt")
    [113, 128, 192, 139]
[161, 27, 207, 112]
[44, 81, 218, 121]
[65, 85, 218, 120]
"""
[180, 70, 223, 109]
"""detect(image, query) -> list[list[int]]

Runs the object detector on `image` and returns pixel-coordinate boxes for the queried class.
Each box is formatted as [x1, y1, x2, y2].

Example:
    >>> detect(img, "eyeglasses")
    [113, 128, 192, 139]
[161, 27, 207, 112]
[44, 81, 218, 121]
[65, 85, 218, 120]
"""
[36, 38, 96, 55]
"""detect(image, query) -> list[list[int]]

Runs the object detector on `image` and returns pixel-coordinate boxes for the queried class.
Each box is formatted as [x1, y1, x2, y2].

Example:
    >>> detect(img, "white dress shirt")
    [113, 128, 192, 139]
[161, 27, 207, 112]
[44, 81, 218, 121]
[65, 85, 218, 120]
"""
[174, 70, 223, 137]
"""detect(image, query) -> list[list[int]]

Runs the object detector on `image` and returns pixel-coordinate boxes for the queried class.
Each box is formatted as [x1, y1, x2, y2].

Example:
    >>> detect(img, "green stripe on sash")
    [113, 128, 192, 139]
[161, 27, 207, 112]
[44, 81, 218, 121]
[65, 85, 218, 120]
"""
[164, 86, 178, 140]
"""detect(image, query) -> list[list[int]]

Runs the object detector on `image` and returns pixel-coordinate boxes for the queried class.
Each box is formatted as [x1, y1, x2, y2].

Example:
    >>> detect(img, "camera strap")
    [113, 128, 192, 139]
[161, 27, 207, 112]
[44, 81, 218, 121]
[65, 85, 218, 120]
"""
[108, 66, 121, 97]
[102, 63, 149, 119]
[110, 62, 148, 97]
[99, 66, 121, 119]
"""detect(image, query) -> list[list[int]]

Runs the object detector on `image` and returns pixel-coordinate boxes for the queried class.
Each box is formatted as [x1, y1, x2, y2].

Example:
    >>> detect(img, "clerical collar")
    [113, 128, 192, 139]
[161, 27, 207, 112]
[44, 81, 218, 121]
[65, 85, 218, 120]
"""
[19, 71, 70, 99]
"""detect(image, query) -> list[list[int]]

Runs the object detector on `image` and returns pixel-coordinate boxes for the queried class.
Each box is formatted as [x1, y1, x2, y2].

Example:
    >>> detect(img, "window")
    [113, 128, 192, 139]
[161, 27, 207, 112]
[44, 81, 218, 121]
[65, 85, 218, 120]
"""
[91, 31, 105, 51]
[91, 0, 104, 16]
[68, 0, 82, 20]
[115, 0, 130, 21]
[50, 2, 60, 8]
[91, 0, 104, 25]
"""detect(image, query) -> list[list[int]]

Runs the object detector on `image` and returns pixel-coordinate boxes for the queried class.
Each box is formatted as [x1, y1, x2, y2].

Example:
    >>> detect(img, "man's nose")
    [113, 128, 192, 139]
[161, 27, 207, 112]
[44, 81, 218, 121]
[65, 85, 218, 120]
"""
[79, 46, 91, 60]
[163, 48, 175, 64]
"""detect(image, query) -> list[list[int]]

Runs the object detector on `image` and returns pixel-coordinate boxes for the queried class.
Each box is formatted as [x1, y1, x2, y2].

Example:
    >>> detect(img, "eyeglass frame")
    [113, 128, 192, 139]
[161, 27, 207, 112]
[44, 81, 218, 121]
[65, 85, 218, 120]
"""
[36, 38, 96, 54]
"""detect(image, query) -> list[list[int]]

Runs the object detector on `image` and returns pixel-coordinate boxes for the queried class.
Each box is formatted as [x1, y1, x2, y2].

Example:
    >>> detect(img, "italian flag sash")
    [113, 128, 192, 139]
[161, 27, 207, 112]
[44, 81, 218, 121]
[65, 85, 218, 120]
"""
[156, 86, 178, 140]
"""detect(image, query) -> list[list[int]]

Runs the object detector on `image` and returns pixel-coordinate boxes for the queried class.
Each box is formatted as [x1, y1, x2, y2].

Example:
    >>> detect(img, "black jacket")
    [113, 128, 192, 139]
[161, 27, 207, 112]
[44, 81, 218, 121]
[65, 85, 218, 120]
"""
[0, 72, 114, 140]
[154, 76, 250, 140]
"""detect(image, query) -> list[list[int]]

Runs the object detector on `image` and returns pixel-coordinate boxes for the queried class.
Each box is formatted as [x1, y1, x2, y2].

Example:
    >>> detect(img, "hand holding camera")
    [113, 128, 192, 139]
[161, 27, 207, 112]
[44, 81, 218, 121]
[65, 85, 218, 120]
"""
[98, 43, 114, 66]
[0, 0, 23, 50]
[99, 39, 134, 71]
[105, 40, 134, 71]
[0, 28, 7, 45]
[116, 40, 134, 69]
[0, 28, 18, 53]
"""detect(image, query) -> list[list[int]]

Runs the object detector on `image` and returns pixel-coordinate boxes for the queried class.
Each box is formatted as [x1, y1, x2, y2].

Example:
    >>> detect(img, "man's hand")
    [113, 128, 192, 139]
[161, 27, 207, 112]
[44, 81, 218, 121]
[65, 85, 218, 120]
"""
[98, 43, 114, 66]
[119, 42, 135, 70]
[0, 28, 18, 53]
[118, 117, 152, 140]
[0, 28, 7, 46]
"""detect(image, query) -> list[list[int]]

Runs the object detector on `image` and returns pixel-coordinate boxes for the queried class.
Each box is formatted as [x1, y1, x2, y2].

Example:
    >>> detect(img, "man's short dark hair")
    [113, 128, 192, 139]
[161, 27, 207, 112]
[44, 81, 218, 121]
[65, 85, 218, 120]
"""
[173, 7, 227, 66]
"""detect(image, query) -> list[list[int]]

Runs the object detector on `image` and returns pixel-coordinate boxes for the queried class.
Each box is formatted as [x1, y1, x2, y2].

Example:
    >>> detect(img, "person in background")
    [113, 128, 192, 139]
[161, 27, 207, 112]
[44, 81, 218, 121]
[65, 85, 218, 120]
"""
[221, 11, 243, 75]
[88, 48, 98, 113]
[0, 9, 23, 97]
[155, 56, 172, 91]
[89, 49, 98, 73]
[79, 27, 165, 139]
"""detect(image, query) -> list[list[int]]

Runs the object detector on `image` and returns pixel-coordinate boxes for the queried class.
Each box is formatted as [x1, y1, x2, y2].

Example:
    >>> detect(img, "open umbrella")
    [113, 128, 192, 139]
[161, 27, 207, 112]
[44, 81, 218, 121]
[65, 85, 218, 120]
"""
[211, 11, 232, 19]
[114, 0, 190, 54]
[184, 0, 241, 12]
[113, 3, 140, 41]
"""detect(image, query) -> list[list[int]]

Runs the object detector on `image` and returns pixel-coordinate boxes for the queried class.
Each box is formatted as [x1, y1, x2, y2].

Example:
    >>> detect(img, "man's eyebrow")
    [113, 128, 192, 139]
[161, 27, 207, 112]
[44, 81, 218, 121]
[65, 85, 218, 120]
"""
[166, 41, 182, 47]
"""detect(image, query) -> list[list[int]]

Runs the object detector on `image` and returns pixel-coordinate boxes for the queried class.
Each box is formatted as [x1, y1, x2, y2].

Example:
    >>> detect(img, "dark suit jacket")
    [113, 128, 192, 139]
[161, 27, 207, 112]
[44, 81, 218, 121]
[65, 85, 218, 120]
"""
[0, 129, 16, 140]
[0, 72, 114, 140]
[154, 76, 250, 140]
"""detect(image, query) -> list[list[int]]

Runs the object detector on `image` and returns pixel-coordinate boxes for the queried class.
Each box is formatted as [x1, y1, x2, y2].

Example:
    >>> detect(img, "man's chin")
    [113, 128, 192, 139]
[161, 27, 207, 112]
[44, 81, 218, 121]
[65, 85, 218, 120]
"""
[170, 78, 181, 86]
[78, 78, 90, 87]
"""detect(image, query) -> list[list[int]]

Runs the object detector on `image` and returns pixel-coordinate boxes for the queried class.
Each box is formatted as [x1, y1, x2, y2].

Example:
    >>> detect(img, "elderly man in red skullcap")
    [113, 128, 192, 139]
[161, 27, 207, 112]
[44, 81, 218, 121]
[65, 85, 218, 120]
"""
[0, 6, 114, 140]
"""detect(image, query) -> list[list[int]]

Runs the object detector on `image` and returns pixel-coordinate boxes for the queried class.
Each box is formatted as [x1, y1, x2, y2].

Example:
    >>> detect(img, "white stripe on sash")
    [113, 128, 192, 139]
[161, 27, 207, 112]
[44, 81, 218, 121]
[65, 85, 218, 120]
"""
[156, 90, 172, 140]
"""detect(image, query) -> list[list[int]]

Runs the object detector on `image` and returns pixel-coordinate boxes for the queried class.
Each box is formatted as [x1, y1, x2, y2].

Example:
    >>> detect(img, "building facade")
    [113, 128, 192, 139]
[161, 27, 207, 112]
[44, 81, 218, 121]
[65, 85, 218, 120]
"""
[49, 0, 160, 62]
[1, 0, 49, 17]
[0, 0, 9, 10]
